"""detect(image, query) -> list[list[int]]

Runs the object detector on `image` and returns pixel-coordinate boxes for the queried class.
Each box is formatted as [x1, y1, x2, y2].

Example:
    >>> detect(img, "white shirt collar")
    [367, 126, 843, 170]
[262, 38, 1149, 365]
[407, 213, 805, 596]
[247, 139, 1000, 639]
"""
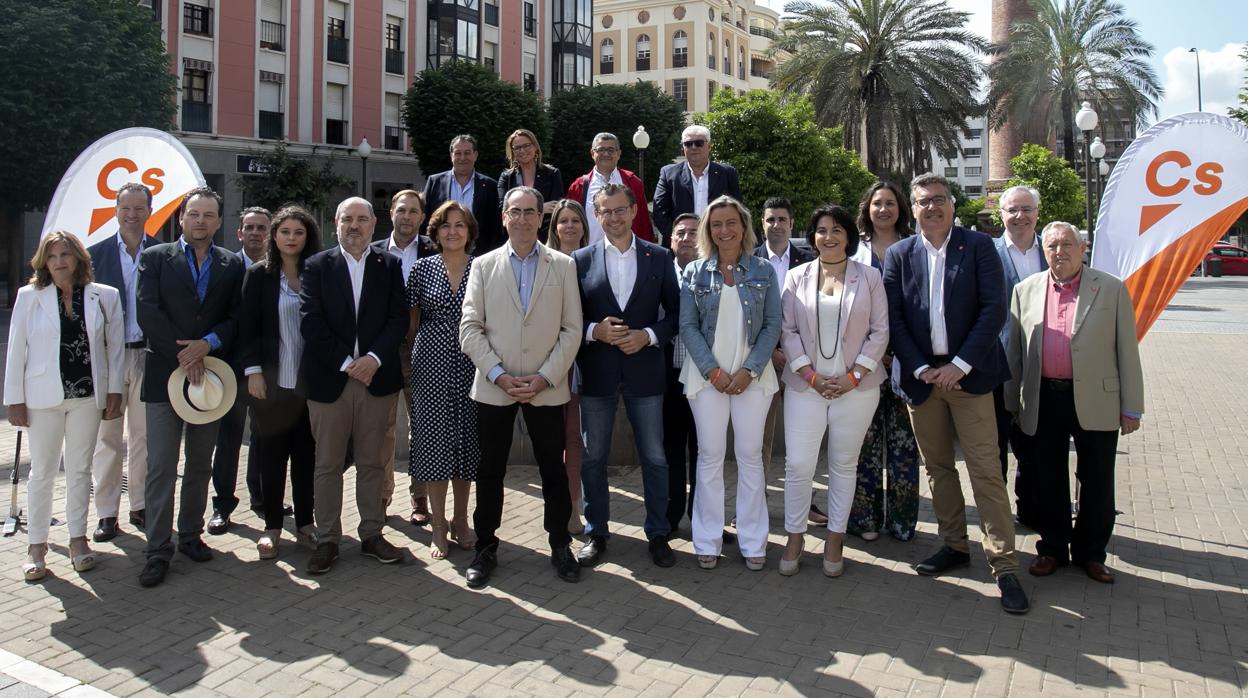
[1004, 232, 1038, 254]
[920, 230, 952, 255]
[767, 242, 791, 262]
[339, 245, 366, 263]
[603, 235, 637, 255]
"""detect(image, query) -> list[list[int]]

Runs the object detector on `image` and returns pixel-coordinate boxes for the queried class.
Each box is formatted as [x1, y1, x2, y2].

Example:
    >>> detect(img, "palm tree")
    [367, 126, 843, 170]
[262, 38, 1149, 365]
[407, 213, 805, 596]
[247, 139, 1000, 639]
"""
[987, 0, 1162, 169]
[769, 0, 987, 178]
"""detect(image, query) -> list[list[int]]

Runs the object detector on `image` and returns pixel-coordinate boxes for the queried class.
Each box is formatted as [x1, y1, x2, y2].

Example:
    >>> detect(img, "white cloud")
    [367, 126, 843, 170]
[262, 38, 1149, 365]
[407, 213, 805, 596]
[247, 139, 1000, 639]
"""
[1156, 43, 1245, 124]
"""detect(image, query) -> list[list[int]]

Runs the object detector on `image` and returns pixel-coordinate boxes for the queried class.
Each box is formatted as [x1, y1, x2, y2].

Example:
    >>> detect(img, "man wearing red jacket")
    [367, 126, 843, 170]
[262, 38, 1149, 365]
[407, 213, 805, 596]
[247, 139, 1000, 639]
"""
[566, 132, 654, 244]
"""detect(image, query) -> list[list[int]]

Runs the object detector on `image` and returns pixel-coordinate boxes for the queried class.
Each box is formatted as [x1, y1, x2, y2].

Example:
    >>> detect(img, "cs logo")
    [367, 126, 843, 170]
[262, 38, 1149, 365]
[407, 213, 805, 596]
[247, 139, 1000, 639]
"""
[88, 158, 168, 236]
[1139, 150, 1224, 235]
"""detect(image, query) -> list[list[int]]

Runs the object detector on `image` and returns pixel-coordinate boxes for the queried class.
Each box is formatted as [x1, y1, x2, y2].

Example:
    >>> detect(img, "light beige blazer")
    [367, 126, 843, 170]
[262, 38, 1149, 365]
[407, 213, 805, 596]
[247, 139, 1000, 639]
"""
[4, 282, 124, 410]
[780, 259, 889, 392]
[1005, 267, 1144, 435]
[459, 242, 582, 406]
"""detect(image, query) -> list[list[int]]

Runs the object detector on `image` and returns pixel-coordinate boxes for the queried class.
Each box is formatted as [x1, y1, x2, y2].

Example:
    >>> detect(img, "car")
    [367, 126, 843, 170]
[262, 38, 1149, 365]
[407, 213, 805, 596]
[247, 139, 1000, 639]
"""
[1202, 243, 1248, 276]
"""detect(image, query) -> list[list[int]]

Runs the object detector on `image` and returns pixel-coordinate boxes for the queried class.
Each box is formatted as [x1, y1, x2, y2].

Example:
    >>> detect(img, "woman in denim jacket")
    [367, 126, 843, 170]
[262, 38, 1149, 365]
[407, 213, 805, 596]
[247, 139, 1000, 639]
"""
[678, 196, 782, 570]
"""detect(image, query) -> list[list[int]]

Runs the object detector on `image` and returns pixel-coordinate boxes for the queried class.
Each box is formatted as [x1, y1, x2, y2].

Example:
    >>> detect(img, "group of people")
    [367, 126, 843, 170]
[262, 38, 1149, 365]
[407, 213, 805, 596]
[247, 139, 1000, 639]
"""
[5, 125, 1144, 616]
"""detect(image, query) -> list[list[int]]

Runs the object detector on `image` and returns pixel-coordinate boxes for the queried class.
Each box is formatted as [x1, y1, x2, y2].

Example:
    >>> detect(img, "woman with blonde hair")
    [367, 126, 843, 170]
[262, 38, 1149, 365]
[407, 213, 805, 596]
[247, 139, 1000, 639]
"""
[678, 196, 781, 571]
[498, 128, 564, 231]
[5, 231, 124, 580]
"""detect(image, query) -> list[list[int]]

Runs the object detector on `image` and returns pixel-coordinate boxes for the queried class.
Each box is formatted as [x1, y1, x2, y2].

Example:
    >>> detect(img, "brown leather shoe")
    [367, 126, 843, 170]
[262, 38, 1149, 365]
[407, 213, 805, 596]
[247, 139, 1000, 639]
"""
[361, 535, 404, 564]
[409, 496, 432, 527]
[1080, 561, 1115, 584]
[1028, 554, 1060, 576]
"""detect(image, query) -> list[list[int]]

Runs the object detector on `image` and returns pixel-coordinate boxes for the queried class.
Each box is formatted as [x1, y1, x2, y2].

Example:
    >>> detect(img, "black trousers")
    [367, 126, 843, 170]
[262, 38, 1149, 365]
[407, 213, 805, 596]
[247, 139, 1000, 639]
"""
[212, 394, 262, 515]
[1031, 383, 1119, 565]
[474, 401, 573, 552]
[993, 384, 1039, 524]
[250, 387, 315, 530]
[663, 368, 698, 531]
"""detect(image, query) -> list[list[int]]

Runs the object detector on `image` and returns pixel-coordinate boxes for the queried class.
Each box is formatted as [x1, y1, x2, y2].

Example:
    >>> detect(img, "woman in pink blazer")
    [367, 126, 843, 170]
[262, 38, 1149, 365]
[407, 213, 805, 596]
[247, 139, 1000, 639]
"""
[778, 205, 889, 577]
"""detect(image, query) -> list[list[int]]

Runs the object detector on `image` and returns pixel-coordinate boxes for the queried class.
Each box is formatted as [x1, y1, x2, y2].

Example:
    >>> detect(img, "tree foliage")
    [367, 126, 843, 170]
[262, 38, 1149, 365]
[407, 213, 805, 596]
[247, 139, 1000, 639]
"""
[234, 143, 354, 218]
[403, 61, 550, 180]
[1229, 45, 1248, 125]
[1006, 144, 1086, 228]
[0, 0, 176, 212]
[546, 81, 686, 197]
[695, 91, 876, 228]
[770, 0, 986, 179]
[987, 0, 1162, 169]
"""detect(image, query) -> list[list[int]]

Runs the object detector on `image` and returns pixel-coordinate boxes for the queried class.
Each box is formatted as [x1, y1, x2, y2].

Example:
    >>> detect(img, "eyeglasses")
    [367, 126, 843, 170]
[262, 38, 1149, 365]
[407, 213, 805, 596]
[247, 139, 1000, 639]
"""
[512, 143, 534, 152]
[504, 208, 541, 220]
[682, 139, 707, 148]
[592, 146, 619, 155]
[596, 206, 631, 218]
[915, 196, 949, 209]
[1004, 206, 1036, 215]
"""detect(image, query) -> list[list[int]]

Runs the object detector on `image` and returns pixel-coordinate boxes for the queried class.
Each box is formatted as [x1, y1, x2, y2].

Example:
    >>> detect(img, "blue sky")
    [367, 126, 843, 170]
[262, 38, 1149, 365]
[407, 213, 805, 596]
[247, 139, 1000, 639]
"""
[759, 0, 1247, 125]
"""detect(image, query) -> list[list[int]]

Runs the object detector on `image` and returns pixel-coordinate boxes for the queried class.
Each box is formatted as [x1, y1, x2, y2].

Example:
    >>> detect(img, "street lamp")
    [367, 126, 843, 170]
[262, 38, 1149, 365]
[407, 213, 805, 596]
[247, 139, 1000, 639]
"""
[1089, 136, 1107, 223]
[356, 137, 372, 198]
[1075, 101, 1098, 249]
[632, 125, 650, 184]
[1189, 48, 1203, 111]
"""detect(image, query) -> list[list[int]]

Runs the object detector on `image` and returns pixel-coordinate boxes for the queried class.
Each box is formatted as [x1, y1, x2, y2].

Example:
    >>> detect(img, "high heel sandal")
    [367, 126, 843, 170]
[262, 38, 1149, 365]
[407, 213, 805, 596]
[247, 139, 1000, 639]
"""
[24, 544, 48, 581]
[449, 519, 476, 551]
[430, 521, 450, 560]
[69, 540, 96, 573]
[257, 530, 280, 559]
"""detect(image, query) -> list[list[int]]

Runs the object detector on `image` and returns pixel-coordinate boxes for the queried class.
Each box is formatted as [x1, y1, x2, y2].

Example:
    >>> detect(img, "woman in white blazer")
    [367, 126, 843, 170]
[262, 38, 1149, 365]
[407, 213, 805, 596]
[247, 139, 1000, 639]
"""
[4, 231, 124, 581]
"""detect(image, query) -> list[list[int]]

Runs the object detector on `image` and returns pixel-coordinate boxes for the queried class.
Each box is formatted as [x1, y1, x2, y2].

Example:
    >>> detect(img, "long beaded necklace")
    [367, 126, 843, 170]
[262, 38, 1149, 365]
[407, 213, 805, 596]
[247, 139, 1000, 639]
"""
[816, 257, 848, 360]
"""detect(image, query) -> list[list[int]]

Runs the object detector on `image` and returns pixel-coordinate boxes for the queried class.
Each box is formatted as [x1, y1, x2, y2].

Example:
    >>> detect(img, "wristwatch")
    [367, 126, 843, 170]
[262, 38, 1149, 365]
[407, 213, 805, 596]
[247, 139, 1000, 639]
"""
[747, 368, 759, 379]
[852, 369, 864, 383]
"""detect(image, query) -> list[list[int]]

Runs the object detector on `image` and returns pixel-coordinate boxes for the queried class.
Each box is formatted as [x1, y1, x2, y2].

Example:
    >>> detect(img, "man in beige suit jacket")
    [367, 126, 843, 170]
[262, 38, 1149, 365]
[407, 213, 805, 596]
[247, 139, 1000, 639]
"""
[459, 186, 583, 589]
[1005, 221, 1143, 585]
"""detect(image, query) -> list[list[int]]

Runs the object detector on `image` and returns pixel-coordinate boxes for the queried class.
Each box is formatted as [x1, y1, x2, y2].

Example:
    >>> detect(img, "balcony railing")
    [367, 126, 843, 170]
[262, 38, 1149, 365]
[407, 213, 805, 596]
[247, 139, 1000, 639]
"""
[600, 60, 613, 75]
[484, 3, 499, 26]
[749, 26, 776, 40]
[385, 48, 404, 74]
[385, 126, 403, 151]
[750, 68, 773, 79]
[327, 35, 349, 64]
[260, 20, 285, 51]
[524, 16, 536, 37]
[523, 73, 536, 92]
[673, 52, 687, 68]
[184, 3, 212, 36]
[259, 110, 284, 139]
[326, 118, 348, 145]
[637, 56, 651, 71]
[181, 101, 212, 133]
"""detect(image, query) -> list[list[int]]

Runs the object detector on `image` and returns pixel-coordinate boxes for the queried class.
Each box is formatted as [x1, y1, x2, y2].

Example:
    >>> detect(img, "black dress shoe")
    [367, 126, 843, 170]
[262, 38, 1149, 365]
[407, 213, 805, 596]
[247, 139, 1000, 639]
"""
[997, 573, 1031, 614]
[307, 542, 339, 575]
[577, 536, 607, 567]
[551, 546, 581, 583]
[914, 545, 971, 576]
[649, 537, 676, 568]
[93, 517, 119, 543]
[722, 529, 737, 545]
[466, 547, 498, 588]
[206, 510, 230, 535]
[129, 509, 145, 528]
[139, 558, 169, 588]
[178, 537, 214, 562]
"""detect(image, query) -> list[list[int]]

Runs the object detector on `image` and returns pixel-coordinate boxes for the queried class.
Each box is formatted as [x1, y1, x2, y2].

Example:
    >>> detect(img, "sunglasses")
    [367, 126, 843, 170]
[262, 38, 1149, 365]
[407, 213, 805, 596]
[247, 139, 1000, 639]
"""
[682, 139, 707, 148]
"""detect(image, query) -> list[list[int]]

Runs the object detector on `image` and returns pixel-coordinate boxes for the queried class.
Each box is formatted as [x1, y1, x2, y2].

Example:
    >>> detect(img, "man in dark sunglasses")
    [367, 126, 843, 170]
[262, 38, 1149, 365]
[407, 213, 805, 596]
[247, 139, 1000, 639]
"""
[652, 125, 741, 240]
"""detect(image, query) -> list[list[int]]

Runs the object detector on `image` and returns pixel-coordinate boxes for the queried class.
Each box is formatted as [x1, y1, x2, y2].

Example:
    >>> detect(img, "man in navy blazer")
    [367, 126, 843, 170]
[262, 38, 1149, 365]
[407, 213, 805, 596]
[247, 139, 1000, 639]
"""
[87, 182, 160, 542]
[135, 186, 246, 587]
[652, 125, 742, 239]
[993, 185, 1048, 524]
[421, 134, 502, 252]
[883, 173, 1027, 614]
[300, 197, 409, 575]
[572, 183, 681, 569]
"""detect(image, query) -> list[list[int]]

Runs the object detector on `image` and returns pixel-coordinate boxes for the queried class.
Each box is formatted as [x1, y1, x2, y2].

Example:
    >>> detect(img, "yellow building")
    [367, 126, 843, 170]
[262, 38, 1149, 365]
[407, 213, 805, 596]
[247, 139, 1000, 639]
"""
[592, 0, 787, 113]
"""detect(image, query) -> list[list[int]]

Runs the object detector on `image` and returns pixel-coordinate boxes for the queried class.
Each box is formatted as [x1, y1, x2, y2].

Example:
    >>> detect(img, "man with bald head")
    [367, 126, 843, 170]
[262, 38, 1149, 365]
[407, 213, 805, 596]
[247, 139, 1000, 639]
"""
[300, 196, 409, 575]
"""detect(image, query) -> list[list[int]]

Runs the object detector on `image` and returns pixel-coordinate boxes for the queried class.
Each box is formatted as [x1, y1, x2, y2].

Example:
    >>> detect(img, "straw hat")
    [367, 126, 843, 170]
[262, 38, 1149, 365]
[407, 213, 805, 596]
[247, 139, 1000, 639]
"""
[166, 356, 237, 425]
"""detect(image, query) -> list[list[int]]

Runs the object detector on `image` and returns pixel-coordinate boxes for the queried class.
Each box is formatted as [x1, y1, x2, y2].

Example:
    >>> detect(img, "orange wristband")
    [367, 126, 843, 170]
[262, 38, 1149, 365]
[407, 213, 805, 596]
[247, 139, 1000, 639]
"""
[805, 371, 818, 387]
[710, 368, 722, 383]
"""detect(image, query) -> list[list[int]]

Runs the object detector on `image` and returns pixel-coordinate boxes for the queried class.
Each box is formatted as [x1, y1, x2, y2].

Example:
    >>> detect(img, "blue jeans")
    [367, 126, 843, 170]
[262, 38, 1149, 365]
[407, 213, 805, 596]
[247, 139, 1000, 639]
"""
[579, 393, 671, 540]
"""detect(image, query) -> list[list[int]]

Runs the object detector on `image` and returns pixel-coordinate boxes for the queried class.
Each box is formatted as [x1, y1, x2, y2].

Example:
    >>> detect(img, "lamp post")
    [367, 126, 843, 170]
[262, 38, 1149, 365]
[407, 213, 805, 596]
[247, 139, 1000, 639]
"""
[1075, 101, 1099, 250]
[1089, 135, 1107, 230]
[1189, 48, 1203, 111]
[356, 137, 372, 198]
[632, 125, 650, 184]
[1096, 158, 1110, 216]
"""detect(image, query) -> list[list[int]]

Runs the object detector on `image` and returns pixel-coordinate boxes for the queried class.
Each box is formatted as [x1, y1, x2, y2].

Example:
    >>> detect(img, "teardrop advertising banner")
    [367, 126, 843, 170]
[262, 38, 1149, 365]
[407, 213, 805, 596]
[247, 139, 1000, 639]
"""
[41, 127, 205, 245]
[1090, 112, 1248, 339]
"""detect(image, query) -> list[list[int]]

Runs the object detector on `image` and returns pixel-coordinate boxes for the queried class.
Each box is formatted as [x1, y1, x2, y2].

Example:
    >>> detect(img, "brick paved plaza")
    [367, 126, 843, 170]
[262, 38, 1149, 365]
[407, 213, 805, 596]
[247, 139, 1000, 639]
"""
[0, 277, 1245, 697]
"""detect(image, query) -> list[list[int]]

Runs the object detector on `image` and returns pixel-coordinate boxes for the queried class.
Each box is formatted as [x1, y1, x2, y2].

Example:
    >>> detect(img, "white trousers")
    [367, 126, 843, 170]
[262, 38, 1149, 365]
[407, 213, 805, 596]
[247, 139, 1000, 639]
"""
[783, 387, 879, 534]
[92, 347, 146, 517]
[27, 397, 103, 545]
[688, 387, 771, 558]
